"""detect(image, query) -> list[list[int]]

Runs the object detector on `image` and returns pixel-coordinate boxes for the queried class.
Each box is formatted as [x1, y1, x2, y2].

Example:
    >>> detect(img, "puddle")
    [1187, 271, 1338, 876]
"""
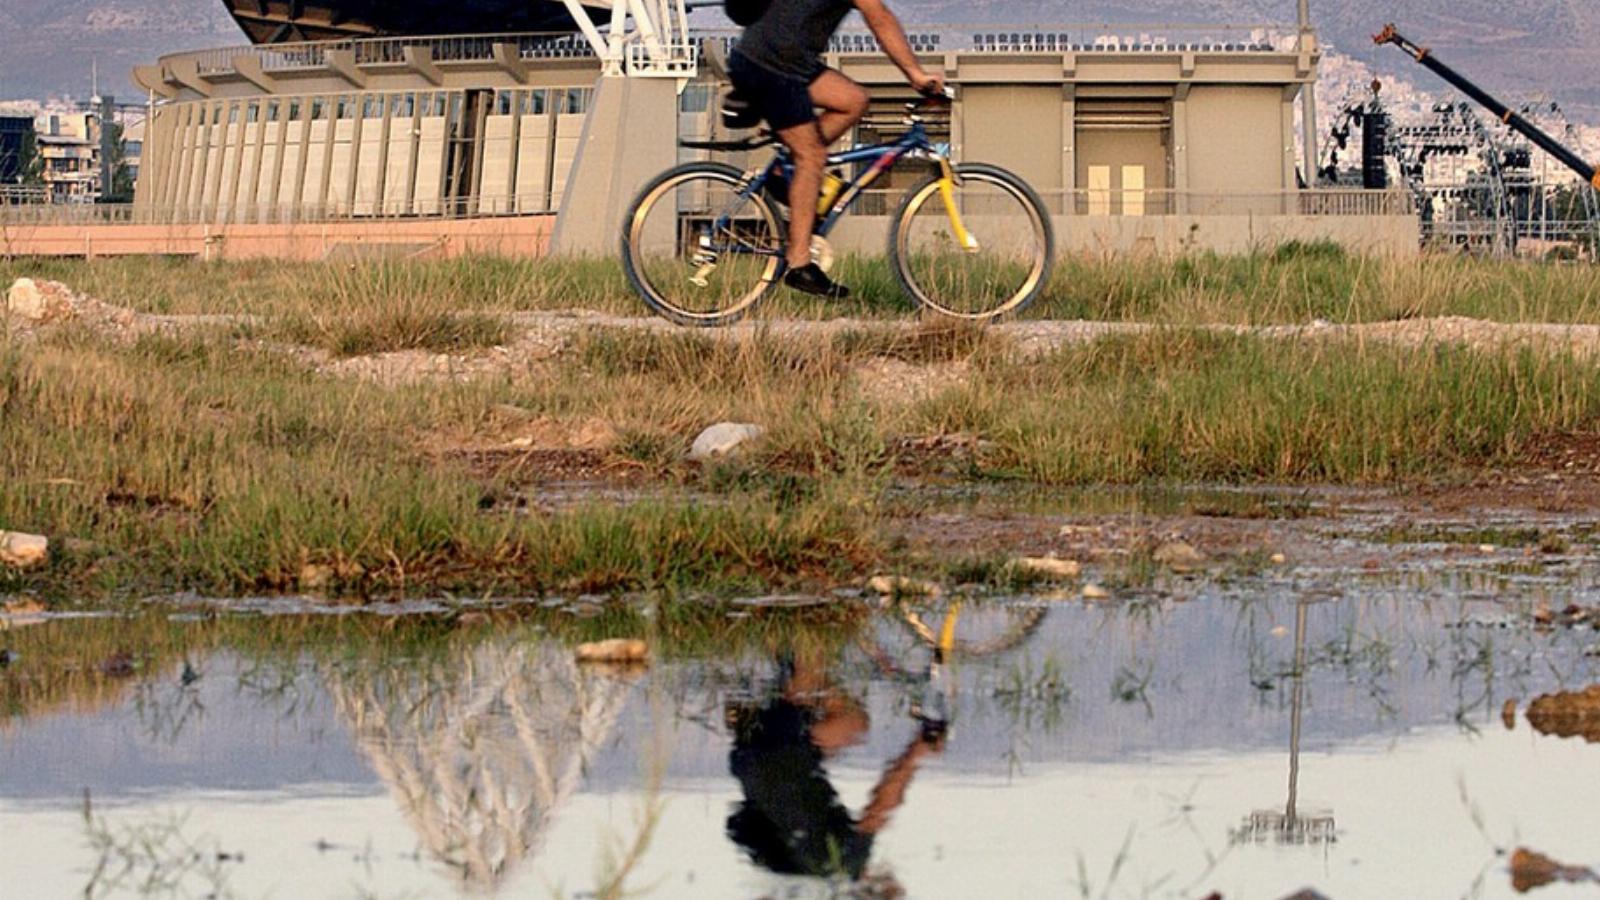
[4, 573, 1600, 898]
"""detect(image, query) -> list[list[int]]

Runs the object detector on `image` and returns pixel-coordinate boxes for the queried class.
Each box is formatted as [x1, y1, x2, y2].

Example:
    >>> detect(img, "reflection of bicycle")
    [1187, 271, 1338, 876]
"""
[621, 91, 1055, 327]
[862, 598, 1051, 732]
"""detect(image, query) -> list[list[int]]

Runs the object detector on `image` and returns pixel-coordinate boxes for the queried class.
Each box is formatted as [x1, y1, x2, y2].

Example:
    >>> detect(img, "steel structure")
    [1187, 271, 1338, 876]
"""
[1318, 30, 1600, 256]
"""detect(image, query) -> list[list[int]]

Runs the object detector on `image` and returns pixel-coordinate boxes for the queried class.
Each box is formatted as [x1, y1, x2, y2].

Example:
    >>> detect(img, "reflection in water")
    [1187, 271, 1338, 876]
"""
[324, 639, 638, 889]
[725, 646, 943, 889]
[1232, 600, 1335, 846]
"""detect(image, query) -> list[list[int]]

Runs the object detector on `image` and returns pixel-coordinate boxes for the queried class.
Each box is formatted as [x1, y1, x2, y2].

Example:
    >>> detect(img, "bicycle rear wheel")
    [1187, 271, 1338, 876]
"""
[888, 163, 1054, 322]
[620, 162, 784, 328]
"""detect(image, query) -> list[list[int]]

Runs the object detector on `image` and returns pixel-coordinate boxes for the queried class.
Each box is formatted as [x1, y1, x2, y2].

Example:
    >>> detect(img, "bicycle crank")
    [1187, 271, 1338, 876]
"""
[809, 235, 836, 274]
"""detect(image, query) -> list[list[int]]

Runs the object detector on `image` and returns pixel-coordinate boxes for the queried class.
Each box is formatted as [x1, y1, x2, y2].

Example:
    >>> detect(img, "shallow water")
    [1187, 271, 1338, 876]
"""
[4, 571, 1600, 899]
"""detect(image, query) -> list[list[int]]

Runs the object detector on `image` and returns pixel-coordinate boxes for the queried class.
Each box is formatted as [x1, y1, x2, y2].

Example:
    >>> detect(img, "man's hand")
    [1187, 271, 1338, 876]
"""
[911, 70, 946, 97]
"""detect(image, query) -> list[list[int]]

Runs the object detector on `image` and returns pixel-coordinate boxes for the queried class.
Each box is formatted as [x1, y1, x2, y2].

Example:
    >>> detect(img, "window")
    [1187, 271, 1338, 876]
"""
[562, 87, 592, 115]
[496, 91, 514, 116]
[525, 89, 547, 115]
[679, 84, 710, 113]
[246, 101, 260, 124]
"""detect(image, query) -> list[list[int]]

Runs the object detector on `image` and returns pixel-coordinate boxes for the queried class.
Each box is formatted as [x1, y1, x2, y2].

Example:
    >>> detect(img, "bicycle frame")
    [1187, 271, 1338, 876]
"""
[712, 117, 977, 255]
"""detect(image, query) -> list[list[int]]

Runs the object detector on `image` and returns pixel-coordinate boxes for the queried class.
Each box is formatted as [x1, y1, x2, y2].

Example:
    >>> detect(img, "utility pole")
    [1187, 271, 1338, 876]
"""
[1299, 0, 1319, 186]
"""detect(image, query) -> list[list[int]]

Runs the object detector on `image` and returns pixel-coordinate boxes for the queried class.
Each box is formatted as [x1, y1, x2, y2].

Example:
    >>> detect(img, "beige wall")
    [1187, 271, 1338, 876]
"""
[1183, 86, 1289, 192]
[959, 85, 1065, 193]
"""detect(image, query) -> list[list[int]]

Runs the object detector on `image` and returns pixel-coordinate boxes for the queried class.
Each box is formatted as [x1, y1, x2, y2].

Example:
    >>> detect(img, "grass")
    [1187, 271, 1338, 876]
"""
[6, 252, 1600, 602]
[7, 248, 1600, 328]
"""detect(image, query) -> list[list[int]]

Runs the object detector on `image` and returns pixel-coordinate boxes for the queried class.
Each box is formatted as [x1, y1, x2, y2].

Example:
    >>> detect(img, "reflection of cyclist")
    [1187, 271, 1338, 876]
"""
[728, 0, 944, 299]
[725, 649, 944, 882]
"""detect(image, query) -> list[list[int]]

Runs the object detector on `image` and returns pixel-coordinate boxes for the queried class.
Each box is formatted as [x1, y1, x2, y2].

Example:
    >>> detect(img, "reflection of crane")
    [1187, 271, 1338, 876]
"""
[1231, 599, 1336, 847]
[325, 639, 638, 889]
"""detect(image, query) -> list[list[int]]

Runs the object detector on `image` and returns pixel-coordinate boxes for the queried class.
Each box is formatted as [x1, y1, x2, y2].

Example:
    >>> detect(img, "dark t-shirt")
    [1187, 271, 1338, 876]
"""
[736, 0, 857, 81]
[726, 698, 873, 879]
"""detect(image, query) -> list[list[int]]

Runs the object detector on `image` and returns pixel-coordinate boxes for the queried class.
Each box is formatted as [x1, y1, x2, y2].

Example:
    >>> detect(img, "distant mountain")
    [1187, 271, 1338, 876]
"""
[0, 0, 1596, 121]
[0, 0, 237, 102]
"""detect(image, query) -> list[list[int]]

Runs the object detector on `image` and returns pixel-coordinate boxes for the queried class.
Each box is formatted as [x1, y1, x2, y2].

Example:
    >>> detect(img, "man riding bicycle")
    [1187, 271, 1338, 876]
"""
[728, 0, 944, 299]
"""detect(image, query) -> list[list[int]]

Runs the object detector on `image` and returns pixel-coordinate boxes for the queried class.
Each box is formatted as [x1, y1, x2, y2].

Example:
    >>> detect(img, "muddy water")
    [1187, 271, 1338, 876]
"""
[3, 576, 1600, 899]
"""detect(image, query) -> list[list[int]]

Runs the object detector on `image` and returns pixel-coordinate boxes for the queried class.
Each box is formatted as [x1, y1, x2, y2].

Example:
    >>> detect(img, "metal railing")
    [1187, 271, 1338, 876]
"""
[161, 23, 1310, 80]
[0, 188, 1409, 228]
[0, 186, 49, 206]
[0, 195, 558, 226]
[175, 32, 600, 77]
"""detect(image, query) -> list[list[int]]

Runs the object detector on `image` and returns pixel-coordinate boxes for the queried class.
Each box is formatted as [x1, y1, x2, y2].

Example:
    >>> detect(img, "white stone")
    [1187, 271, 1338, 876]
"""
[4, 278, 70, 322]
[867, 575, 942, 598]
[1153, 541, 1206, 571]
[1081, 584, 1111, 601]
[0, 531, 49, 568]
[689, 422, 765, 460]
[1013, 556, 1082, 580]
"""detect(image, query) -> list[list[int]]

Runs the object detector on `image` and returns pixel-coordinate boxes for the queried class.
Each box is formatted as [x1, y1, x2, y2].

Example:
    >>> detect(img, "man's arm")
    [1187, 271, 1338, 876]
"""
[853, 0, 943, 94]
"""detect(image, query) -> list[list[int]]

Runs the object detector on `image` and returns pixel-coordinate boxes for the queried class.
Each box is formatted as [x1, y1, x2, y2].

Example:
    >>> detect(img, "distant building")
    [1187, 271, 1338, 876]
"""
[37, 110, 102, 202]
[0, 114, 33, 184]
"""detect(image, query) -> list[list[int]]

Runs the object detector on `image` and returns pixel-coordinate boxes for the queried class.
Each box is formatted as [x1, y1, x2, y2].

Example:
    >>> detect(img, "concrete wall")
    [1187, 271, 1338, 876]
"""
[1184, 86, 1293, 192]
[0, 215, 552, 260]
[826, 212, 1419, 258]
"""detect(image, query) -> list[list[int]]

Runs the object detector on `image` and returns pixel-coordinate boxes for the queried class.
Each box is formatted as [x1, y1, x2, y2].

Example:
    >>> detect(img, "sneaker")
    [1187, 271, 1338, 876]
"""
[783, 262, 850, 299]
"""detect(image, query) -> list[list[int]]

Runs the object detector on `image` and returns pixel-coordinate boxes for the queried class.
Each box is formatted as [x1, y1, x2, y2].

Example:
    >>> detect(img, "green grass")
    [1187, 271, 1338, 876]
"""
[7, 250, 1600, 327]
[7, 253, 1600, 603]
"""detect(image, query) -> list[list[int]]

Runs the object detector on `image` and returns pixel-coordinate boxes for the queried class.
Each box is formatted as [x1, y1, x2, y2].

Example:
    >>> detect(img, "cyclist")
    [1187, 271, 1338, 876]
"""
[728, 0, 945, 299]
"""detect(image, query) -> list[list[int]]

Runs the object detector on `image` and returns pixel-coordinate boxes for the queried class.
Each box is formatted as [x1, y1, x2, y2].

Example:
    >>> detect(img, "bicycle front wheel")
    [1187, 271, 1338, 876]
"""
[888, 163, 1054, 322]
[620, 162, 784, 328]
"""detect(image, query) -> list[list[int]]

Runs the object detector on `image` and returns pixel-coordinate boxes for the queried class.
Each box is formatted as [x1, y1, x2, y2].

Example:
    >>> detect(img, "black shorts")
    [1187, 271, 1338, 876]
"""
[728, 50, 820, 132]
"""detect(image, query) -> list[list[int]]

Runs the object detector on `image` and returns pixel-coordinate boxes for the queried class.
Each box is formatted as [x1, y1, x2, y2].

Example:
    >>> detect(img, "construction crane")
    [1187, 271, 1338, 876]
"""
[1374, 24, 1600, 190]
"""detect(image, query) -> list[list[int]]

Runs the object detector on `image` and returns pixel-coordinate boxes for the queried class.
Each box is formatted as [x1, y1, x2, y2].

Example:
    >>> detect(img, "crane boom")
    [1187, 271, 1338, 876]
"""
[1374, 23, 1600, 189]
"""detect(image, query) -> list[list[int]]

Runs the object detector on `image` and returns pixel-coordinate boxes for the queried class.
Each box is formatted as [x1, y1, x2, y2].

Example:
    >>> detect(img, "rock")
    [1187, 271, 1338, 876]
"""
[298, 564, 337, 591]
[456, 611, 492, 627]
[867, 575, 942, 598]
[1013, 556, 1081, 580]
[1502, 698, 1518, 730]
[688, 423, 765, 461]
[1510, 848, 1600, 893]
[0, 531, 49, 569]
[1082, 584, 1110, 601]
[4, 278, 73, 323]
[1153, 541, 1206, 571]
[1270, 553, 1287, 565]
[575, 639, 650, 665]
[3, 598, 46, 617]
[1526, 685, 1600, 743]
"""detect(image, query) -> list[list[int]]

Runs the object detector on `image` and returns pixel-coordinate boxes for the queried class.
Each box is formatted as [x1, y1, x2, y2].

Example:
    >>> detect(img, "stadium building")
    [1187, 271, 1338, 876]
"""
[2, 1, 1419, 258]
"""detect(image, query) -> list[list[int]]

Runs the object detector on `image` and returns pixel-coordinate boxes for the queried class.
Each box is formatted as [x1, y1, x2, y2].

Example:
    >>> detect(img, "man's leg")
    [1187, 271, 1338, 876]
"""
[775, 71, 869, 271]
[776, 120, 828, 270]
[810, 69, 870, 144]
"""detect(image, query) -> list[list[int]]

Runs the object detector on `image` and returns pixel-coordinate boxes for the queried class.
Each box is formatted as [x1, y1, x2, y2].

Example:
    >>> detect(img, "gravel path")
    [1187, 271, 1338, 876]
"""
[12, 277, 1600, 386]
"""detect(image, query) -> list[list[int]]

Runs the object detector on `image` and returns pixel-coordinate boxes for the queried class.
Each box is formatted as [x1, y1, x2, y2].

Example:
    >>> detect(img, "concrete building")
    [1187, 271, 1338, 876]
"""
[0, 23, 1416, 258]
[37, 111, 102, 202]
[0, 114, 35, 185]
[119, 26, 1415, 257]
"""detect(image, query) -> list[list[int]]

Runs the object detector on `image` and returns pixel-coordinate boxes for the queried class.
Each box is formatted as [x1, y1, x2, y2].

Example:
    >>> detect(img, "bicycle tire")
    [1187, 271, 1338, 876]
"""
[620, 161, 784, 328]
[887, 162, 1055, 322]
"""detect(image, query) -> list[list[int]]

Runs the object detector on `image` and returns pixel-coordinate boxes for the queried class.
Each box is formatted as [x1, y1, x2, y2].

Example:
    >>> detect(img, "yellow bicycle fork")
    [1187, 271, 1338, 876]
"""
[936, 160, 981, 253]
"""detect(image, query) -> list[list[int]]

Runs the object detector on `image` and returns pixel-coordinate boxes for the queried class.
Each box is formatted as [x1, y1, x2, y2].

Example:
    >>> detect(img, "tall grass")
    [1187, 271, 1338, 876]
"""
[6, 311, 1600, 600]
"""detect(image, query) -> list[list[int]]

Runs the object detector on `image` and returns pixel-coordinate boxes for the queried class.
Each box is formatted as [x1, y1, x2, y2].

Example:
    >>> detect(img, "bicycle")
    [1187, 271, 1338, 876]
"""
[620, 90, 1055, 327]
